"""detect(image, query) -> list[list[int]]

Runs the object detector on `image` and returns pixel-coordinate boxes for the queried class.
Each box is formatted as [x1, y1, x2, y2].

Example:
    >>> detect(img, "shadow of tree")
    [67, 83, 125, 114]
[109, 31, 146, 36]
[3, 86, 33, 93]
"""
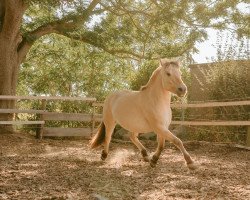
[1, 137, 249, 200]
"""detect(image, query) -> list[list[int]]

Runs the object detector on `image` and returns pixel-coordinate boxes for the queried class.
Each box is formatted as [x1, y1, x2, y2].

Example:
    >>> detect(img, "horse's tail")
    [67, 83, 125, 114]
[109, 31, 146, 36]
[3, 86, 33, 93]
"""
[90, 122, 106, 149]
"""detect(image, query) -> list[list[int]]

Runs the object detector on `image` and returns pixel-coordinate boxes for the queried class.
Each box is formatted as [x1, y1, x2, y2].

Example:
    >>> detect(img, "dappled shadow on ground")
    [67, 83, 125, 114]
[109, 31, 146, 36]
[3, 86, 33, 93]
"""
[0, 133, 249, 200]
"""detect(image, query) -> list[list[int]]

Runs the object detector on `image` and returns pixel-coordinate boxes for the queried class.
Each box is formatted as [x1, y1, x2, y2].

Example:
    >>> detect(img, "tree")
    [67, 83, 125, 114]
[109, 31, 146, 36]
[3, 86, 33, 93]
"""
[0, 0, 249, 123]
[18, 34, 134, 100]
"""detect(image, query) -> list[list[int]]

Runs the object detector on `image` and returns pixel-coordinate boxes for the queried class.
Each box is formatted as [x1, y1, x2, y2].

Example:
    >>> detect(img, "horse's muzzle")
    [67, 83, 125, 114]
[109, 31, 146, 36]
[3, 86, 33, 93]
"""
[176, 86, 187, 97]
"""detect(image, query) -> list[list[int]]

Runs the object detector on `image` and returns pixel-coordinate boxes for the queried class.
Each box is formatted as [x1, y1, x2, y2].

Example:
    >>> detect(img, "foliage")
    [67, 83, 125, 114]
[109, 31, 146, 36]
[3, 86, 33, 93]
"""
[17, 0, 250, 100]
[18, 34, 134, 101]
[182, 32, 250, 144]
[18, 0, 250, 64]
[17, 34, 134, 129]
[3, 0, 248, 136]
[215, 32, 250, 61]
[206, 61, 250, 101]
[130, 60, 158, 91]
[206, 32, 249, 101]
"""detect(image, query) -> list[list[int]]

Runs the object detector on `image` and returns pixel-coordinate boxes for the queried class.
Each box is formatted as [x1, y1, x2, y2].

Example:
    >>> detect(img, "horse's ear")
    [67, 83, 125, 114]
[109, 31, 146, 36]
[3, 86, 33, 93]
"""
[173, 57, 181, 66]
[160, 59, 164, 67]
[160, 58, 170, 68]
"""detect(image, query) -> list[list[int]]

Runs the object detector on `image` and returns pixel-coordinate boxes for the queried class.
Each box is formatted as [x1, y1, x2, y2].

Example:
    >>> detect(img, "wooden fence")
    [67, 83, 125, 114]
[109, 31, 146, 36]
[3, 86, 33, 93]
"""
[0, 96, 249, 146]
[93, 101, 250, 126]
[93, 100, 250, 146]
[0, 95, 100, 138]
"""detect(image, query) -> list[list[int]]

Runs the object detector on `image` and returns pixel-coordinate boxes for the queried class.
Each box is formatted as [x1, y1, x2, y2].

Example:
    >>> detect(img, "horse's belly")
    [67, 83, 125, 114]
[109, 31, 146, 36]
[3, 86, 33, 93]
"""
[116, 114, 152, 133]
[112, 101, 152, 133]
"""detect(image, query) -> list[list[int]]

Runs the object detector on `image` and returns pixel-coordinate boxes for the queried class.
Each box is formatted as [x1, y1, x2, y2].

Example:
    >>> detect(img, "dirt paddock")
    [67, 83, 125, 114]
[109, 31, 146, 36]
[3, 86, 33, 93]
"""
[0, 133, 249, 200]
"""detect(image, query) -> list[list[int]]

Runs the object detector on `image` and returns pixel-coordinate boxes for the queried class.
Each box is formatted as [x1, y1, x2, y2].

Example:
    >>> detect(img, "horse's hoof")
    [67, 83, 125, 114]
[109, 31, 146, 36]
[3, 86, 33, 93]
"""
[150, 155, 159, 167]
[150, 155, 158, 168]
[150, 160, 157, 168]
[101, 155, 106, 161]
[143, 156, 150, 162]
[187, 162, 198, 170]
[101, 150, 107, 161]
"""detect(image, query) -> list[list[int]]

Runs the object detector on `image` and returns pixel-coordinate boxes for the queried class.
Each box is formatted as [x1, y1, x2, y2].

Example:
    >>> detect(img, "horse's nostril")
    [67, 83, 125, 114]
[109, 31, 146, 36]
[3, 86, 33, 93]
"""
[178, 87, 183, 92]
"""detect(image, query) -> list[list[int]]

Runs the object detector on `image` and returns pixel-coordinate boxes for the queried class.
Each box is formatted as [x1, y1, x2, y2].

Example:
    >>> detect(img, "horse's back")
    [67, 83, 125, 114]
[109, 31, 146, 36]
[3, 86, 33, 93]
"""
[104, 90, 140, 115]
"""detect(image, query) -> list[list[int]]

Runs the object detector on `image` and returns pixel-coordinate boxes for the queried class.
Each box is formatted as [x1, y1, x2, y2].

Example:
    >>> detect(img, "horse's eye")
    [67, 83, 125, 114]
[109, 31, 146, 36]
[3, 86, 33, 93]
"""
[166, 72, 171, 76]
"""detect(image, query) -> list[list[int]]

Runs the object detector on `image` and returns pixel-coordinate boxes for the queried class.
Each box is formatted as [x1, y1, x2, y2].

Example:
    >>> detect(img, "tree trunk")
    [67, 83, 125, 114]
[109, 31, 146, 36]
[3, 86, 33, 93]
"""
[0, 0, 101, 133]
[0, 0, 26, 132]
[0, 35, 19, 119]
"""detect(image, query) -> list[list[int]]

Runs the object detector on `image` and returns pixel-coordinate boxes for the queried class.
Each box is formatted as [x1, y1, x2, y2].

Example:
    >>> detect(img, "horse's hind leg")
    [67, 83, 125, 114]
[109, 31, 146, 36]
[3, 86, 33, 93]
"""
[101, 120, 116, 160]
[150, 134, 165, 167]
[130, 132, 149, 162]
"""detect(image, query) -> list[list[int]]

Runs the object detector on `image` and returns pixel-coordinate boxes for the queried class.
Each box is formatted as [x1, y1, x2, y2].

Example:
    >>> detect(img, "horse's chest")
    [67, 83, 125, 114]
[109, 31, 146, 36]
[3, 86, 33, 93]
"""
[154, 106, 172, 126]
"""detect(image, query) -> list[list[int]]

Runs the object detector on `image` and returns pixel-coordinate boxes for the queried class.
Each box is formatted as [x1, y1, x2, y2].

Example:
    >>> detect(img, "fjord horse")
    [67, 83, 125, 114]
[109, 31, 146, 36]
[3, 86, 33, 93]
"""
[90, 58, 196, 170]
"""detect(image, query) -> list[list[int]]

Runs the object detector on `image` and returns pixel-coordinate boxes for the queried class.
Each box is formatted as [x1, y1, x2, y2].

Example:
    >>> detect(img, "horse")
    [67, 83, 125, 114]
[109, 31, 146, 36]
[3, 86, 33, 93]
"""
[90, 58, 196, 170]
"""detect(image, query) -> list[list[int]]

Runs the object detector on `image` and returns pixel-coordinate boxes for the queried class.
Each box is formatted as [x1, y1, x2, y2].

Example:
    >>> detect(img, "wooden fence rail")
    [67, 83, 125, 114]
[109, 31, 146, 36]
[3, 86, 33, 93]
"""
[0, 95, 96, 101]
[171, 121, 250, 126]
[0, 96, 249, 146]
[92, 100, 250, 124]
[93, 100, 250, 146]
[0, 95, 97, 138]
[93, 100, 250, 108]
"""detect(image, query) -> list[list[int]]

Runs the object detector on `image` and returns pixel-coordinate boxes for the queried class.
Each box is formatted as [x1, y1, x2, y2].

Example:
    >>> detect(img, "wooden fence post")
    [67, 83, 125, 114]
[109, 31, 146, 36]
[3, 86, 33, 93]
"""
[91, 104, 96, 137]
[246, 126, 250, 147]
[36, 99, 46, 139]
[181, 107, 185, 134]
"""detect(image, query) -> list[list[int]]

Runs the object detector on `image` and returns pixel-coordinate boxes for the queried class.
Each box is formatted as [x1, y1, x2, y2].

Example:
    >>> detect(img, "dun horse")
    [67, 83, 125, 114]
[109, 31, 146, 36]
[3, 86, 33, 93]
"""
[90, 58, 196, 170]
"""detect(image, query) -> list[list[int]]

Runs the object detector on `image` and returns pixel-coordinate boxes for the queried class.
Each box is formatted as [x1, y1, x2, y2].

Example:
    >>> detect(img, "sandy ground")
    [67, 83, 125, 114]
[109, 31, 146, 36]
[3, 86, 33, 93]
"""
[0, 133, 250, 200]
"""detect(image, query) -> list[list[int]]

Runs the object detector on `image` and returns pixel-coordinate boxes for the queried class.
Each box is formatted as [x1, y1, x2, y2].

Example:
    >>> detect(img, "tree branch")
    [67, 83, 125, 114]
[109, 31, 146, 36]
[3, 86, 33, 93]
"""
[17, 0, 101, 63]
[17, 38, 32, 65]
[17, 0, 194, 63]
[100, 1, 153, 18]
[68, 34, 144, 60]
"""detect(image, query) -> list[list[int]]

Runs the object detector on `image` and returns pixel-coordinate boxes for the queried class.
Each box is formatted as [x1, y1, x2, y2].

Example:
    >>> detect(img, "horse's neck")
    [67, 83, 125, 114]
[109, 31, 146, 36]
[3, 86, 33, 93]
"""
[144, 73, 171, 107]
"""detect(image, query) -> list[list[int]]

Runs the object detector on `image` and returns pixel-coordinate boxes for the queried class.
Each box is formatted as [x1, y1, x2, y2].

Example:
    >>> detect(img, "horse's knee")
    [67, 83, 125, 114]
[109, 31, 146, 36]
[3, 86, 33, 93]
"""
[129, 134, 135, 141]
[173, 137, 183, 147]
[129, 133, 138, 140]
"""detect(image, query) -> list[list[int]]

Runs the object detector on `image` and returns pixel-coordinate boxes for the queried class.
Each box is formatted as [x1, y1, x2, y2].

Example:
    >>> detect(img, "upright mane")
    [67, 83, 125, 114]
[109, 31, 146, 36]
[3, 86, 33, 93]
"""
[140, 66, 161, 91]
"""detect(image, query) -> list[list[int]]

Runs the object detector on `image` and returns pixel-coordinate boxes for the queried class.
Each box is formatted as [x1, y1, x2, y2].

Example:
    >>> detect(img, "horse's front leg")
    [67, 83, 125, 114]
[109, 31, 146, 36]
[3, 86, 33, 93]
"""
[153, 126, 197, 170]
[130, 132, 149, 162]
[150, 134, 165, 167]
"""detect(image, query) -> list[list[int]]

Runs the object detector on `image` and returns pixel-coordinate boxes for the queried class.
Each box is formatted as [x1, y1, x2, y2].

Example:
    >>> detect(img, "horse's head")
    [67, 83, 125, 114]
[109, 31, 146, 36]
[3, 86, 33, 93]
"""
[160, 58, 187, 97]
